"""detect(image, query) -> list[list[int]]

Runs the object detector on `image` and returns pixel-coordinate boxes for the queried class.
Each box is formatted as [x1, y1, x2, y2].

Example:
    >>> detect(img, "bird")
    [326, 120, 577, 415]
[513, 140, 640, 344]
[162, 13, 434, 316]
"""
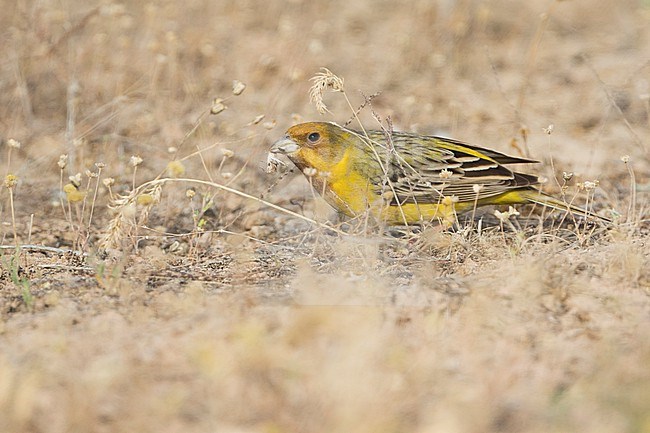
[269, 121, 609, 225]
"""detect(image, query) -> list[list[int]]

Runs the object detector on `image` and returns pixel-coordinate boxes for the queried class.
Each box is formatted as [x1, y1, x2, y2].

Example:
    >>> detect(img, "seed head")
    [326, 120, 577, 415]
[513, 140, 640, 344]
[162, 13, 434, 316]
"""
[211, 98, 227, 115]
[69, 173, 82, 187]
[63, 183, 85, 202]
[507, 206, 520, 217]
[7, 139, 21, 149]
[137, 194, 155, 206]
[439, 169, 453, 179]
[441, 195, 459, 206]
[58, 154, 68, 169]
[232, 80, 246, 96]
[494, 206, 519, 222]
[309, 67, 345, 114]
[167, 160, 186, 178]
[4, 174, 18, 189]
[130, 155, 143, 167]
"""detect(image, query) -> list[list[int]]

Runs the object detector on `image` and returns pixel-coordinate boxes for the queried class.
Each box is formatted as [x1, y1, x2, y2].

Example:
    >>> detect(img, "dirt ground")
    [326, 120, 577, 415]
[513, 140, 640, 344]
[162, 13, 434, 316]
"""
[1, 0, 650, 432]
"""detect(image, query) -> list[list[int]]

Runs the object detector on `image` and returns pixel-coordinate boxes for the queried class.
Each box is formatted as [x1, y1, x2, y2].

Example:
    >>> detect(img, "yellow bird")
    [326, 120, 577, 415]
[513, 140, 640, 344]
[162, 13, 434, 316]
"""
[270, 121, 608, 225]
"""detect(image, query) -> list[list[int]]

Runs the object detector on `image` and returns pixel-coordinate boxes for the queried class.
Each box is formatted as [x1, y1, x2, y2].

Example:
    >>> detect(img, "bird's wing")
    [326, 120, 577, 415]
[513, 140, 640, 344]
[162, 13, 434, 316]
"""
[358, 130, 539, 204]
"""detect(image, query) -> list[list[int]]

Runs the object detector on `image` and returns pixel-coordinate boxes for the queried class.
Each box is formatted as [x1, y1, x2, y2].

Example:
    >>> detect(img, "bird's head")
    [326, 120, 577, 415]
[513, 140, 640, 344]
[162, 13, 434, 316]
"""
[270, 122, 354, 173]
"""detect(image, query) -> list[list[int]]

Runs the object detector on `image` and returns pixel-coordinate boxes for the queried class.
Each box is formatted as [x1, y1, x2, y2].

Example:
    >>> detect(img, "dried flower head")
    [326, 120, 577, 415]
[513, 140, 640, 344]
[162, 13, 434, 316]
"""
[562, 172, 574, 181]
[130, 155, 143, 167]
[186, 189, 196, 199]
[63, 183, 85, 202]
[222, 149, 234, 158]
[472, 184, 484, 193]
[303, 167, 317, 177]
[211, 98, 226, 115]
[4, 174, 18, 189]
[543, 124, 554, 135]
[167, 160, 186, 178]
[58, 154, 68, 170]
[103, 177, 115, 188]
[439, 169, 453, 180]
[583, 180, 599, 191]
[494, 206, 519, 222]
[309, 67, 345, 114]
[69, 173, 82, 187]
[7, 139, 21, 149]
[95, 162, 106, 169]
[441, 195, 459, 206]
[620, 155, 630, 163]
[137, 193, 155, 206]
[232, 80, 246, 96]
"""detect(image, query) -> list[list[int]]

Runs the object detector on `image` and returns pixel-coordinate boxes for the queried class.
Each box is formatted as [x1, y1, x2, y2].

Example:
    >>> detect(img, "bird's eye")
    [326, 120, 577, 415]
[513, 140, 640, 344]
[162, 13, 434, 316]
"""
[307, 132, 320, 143]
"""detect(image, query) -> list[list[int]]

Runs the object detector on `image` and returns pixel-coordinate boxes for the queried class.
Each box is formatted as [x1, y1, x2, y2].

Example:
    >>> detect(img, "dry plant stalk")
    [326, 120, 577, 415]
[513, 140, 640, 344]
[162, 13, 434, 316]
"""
[100, 183, 162, 250]
[4, 174, 19, 246]
[101, 177, 350, 250]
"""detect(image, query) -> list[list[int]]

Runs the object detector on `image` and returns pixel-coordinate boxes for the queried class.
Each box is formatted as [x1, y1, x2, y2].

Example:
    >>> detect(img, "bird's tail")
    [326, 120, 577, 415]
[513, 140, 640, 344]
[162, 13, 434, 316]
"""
[517, 188, 611, 223]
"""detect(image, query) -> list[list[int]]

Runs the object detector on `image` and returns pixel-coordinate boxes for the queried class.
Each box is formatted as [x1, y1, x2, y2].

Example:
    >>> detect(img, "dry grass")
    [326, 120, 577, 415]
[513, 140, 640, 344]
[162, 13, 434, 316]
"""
[1, 0, 650, 432]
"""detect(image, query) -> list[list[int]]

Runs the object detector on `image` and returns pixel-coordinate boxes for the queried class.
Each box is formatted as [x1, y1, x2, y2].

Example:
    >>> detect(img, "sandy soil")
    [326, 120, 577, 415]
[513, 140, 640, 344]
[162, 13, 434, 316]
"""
[1, 0, 649, 432]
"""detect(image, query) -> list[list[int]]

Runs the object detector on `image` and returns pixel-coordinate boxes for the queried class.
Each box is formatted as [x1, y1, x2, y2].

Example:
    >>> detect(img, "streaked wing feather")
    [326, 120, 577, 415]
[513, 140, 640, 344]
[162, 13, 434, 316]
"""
[355, 128, 539, 204]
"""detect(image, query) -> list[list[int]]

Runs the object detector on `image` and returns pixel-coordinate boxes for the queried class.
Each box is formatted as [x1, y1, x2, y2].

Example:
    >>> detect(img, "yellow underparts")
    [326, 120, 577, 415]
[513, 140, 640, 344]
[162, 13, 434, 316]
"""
[307, 147, 539, 225]
[380, 190, 533, 225]
[319, 155, 535, 225]
[319, 152, 464, 225]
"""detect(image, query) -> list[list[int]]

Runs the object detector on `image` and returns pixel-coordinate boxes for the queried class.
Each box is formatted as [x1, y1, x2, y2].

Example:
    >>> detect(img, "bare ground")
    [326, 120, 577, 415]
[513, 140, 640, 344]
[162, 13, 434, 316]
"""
[1, 1, 650, 432]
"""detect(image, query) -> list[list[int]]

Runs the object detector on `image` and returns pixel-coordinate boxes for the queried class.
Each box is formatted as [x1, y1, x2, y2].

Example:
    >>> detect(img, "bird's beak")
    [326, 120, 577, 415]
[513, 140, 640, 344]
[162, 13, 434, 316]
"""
[270, 136, 300, 155]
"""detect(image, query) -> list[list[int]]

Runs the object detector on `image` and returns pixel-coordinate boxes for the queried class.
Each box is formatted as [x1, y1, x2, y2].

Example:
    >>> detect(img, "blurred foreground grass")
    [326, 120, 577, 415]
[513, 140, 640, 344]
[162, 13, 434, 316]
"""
[1, 0, 649, 432]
